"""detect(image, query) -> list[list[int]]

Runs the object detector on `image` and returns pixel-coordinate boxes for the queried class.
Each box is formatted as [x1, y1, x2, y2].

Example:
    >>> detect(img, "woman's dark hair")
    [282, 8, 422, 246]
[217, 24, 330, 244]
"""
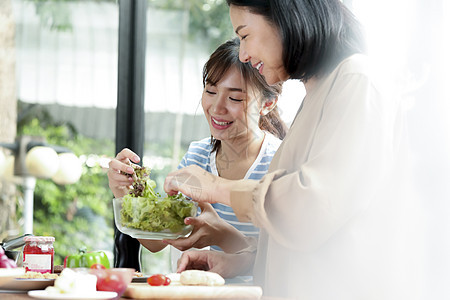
[226, 0, 367, 81]
[204, 37, 287, 153]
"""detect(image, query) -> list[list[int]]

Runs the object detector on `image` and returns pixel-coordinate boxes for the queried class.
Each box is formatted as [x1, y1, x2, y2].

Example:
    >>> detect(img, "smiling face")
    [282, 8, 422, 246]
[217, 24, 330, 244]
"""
[229, 5, 289, 85]
[202, 66, 262, 146]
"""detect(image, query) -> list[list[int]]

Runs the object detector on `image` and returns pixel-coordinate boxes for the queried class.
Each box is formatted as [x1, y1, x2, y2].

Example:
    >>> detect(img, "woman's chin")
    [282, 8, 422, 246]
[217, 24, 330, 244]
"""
[264, 70, 289, 86]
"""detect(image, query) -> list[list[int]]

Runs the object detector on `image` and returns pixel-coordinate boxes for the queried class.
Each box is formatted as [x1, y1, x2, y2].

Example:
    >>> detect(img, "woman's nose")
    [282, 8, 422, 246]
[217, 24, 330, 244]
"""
[212, 96, 227, 114]
[239, 47, 251, 63]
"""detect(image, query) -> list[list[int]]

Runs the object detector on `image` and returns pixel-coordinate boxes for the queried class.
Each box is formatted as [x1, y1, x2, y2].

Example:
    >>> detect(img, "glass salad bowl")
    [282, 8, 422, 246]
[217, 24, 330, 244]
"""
[88, 268, 135, 297]
[113, 196, 198, 240]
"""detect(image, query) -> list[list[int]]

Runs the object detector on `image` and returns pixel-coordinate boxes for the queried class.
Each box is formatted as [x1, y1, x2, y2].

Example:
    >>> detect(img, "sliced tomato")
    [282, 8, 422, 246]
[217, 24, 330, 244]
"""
[147, 274, 170, 286]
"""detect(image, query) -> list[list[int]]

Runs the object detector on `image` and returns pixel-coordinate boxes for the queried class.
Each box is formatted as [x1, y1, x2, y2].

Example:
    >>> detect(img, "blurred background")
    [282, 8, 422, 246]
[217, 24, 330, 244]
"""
[0, 0, 448, 297]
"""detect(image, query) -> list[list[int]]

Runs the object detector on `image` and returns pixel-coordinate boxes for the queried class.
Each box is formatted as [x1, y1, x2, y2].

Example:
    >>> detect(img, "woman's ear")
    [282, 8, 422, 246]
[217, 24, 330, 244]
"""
[260, 97, 278, 116]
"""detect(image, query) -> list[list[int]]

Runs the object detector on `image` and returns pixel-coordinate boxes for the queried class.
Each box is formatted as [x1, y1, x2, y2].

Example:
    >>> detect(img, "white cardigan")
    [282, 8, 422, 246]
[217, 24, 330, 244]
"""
[231, 54, 415, 299]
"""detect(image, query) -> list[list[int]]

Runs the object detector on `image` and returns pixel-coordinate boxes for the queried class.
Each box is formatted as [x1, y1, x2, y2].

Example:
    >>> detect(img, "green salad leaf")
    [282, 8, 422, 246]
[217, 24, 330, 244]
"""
[128, 166, 157, 198]
[120, 166, 196, 233]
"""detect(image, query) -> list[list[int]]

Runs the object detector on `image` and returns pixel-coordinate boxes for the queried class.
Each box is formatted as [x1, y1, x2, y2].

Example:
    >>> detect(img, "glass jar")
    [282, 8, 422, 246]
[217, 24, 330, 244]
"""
[23, 236, 55, 273]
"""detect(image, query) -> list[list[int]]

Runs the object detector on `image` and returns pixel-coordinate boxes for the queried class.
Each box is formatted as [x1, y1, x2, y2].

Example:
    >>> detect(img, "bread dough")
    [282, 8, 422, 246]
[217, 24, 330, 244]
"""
[166, 273, 181, 286]
[180, 270, 225, 286]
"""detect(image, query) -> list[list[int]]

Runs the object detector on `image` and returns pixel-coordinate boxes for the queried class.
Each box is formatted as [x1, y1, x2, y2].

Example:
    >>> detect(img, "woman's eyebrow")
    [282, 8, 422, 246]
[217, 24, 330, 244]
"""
[206, 84, 243, 93]
[227, 87, 244, 92]
[235, 25, 246, 35]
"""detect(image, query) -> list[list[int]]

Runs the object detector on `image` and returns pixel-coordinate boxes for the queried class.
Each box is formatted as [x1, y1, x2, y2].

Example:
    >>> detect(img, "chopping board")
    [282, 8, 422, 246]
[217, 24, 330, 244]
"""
[124, 283, 263, 299]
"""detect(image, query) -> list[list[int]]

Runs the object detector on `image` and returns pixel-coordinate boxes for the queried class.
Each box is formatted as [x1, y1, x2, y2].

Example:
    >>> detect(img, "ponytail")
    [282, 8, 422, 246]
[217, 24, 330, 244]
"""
[259, 107, 287, 140]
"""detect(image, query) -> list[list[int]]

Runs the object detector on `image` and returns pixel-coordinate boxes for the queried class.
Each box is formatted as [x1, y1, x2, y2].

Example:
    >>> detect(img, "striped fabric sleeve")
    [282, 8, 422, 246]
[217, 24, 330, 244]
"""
[177, 137, 212, 170]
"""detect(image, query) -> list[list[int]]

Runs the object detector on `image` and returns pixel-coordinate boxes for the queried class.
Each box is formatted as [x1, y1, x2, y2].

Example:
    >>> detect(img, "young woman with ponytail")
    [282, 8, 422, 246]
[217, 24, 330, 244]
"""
[108, 38, 287, 276]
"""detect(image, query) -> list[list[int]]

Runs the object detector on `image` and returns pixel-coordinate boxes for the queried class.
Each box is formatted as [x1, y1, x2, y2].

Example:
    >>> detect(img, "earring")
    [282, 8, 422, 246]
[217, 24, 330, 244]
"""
[260, 100, 275, 116]
[264, 101, 273, 108]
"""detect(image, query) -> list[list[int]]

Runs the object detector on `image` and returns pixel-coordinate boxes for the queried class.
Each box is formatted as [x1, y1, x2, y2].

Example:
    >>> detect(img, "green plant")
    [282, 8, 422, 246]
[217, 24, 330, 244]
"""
[31, 0, 234, 53]
[149, 0, 234, 52]
[17, 117, 115, 265]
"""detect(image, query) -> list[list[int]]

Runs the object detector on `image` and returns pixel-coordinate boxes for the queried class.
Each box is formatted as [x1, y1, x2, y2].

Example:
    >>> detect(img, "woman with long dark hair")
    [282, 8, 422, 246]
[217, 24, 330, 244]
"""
[165, 0, 409, 298]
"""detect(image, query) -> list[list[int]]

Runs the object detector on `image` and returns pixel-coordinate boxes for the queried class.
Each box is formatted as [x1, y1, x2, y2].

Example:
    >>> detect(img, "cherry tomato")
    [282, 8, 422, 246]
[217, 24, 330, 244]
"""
[90, 263, 106, 269]
[147, 274, 170, 286]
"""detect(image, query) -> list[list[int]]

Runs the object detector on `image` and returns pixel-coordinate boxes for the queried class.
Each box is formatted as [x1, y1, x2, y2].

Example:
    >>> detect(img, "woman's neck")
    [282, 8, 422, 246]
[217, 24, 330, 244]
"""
[216, 129, 265, 180]
[303, 77, 317, 94]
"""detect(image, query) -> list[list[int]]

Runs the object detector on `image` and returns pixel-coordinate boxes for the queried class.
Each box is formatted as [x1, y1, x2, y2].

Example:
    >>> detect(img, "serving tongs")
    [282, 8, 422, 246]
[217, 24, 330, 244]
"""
[1, 233, 33, 264]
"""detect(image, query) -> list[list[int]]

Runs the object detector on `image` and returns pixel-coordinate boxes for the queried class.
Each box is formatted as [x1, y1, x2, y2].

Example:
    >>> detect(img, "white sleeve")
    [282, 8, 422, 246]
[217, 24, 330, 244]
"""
[231, 72, 400, 251]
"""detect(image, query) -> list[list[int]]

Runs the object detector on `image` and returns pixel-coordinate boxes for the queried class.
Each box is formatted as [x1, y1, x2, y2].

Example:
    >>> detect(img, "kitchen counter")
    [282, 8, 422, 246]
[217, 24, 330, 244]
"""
[0, 291, 290, 300]
[1, 273, 291, 299]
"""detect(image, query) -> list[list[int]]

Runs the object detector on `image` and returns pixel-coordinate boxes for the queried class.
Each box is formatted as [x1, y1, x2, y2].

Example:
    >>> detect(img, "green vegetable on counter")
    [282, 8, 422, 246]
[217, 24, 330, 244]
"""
[121, 166, 196, 233]
[63, 247, 110, 268]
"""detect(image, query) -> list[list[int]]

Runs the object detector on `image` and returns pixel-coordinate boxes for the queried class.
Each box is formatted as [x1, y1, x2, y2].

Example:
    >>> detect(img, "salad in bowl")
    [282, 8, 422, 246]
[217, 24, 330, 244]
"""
[113, 166, 197, 240]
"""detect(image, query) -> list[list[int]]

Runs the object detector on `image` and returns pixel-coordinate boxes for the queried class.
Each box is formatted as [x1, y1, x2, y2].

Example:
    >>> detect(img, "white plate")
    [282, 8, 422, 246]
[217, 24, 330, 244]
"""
[28, 290, 118, 300]
[0, 278, 55, 291]
[0, 268, 26, 286]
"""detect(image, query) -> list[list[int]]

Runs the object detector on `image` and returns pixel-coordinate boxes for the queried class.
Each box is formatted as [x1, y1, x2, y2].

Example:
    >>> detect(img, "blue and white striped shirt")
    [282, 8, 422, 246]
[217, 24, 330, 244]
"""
[178, 133, 282, 251]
